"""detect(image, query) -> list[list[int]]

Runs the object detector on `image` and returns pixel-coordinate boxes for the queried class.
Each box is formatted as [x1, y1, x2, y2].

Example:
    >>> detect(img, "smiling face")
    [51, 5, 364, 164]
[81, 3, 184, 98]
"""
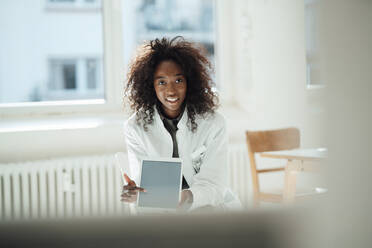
[153, 60, 187, 119]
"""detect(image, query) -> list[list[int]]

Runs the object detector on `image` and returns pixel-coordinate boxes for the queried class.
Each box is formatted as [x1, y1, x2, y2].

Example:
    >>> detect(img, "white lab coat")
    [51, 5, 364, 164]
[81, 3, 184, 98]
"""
[123, 108, 241, 210]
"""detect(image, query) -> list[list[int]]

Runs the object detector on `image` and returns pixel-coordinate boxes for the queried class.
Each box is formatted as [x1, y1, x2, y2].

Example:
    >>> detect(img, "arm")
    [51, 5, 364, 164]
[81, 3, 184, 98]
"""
[123, 121, 148, 185]
[188, 118, 229, 210]
[121, 121, 149, 203]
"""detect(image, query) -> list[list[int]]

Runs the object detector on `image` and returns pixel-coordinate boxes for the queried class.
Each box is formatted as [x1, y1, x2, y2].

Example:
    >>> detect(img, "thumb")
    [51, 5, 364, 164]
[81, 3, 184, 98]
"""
[178, 192, 187, 207]
[124, 173, 133, 184]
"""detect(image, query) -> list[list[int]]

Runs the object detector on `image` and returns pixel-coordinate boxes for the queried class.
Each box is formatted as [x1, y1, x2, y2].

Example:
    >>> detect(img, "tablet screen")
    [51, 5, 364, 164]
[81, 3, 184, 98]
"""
[138, 159, 182, 209]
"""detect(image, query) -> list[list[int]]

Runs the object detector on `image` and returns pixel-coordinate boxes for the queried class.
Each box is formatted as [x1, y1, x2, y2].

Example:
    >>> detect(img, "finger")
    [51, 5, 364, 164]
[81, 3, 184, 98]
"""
[123, 184, 136, 191]
[177, 193, 186, 207]
[121, 191, 140, 199]
[123, 185, 145, 191]
[123, 185, 144, 193]
[124, 173, 133, 184]
[128, 190, 138, 196]
[178, 197, 186, 208]
[121, 196, 136, 203]
[121, 194, 137, 203]
[121, 192, 133, 198]
[136, 187, 146, 192]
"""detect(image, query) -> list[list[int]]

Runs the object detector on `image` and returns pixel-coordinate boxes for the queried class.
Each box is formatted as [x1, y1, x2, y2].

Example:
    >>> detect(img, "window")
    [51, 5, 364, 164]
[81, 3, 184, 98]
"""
[305, 0, 323, 87]
[49, 59, 77, 90]
[0, 0, 104, 106]
[0, 0, 215, 116]
[121, 0, 217, 86]
[42, 58, 103, 101]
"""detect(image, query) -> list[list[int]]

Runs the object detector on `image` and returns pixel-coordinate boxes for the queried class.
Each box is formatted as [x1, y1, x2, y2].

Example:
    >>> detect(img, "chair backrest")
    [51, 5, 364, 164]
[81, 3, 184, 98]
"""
[246, 127, 300, 153]
[245, 127, 300, 203]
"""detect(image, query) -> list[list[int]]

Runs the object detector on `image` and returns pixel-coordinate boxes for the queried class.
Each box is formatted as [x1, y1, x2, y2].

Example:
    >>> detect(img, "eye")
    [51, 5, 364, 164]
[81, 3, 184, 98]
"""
[158, 80, 166, 85]
[175, 78, 183, 83]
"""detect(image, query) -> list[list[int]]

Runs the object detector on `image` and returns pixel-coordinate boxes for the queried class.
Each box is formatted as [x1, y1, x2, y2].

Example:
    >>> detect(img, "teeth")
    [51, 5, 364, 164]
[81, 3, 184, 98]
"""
[166, 98, 178, 102]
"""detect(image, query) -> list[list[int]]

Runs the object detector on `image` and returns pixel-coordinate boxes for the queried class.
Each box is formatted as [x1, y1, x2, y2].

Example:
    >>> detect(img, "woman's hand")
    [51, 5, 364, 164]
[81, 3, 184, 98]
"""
[121, 173, 146, 203]
[178, 190, 193, 210]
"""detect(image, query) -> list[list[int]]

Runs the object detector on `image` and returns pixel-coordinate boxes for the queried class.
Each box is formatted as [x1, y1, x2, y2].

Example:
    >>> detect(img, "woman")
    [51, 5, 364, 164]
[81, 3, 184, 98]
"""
[121, 37, 240, 210]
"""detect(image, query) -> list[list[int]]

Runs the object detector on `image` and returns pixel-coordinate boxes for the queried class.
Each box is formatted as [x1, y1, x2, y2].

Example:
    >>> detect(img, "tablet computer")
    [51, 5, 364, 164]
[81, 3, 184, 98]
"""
[137, 158, 183, 209]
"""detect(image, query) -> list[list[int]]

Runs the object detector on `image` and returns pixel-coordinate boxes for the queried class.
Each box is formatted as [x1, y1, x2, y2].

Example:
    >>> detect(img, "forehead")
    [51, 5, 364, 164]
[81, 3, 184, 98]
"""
[154, 60, 183, 76]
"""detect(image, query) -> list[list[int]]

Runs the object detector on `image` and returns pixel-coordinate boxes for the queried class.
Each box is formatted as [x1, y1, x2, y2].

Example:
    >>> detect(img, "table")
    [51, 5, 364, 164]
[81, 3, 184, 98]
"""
[260, 148, 327, 202]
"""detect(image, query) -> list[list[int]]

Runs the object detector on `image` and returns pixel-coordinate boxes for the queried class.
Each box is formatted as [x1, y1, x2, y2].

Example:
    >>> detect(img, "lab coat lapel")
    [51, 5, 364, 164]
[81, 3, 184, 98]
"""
[153, 109, 173, 157]
[176, 109, 194, 185]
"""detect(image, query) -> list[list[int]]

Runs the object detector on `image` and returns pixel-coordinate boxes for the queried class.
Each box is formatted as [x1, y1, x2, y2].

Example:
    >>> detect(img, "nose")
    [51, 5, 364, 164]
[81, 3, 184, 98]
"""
[166, 82, 176, 95]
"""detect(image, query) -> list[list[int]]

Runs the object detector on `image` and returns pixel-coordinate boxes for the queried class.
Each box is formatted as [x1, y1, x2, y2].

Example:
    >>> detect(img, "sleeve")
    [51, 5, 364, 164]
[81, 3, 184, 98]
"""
[188, 117, 229, 210]
[123, 121, 148, 185]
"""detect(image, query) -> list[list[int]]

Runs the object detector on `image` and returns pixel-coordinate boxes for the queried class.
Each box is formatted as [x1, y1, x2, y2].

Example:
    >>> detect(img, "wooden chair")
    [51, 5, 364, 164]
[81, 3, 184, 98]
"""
[245, 127, 300, 206]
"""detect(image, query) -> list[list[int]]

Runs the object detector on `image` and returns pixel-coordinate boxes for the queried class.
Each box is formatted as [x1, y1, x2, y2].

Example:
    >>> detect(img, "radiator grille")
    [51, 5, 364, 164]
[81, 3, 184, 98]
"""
[0, 155, 129, 220]
[228, 144, 251, 206]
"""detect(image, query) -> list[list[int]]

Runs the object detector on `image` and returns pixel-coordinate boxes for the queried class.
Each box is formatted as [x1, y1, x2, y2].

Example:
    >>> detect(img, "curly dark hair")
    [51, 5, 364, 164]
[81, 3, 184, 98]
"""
[124, 36, 219, 132]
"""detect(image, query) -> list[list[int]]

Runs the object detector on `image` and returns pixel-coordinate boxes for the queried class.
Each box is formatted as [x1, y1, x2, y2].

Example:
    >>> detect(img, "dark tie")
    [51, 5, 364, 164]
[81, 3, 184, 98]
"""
[163, 119, 189, 189]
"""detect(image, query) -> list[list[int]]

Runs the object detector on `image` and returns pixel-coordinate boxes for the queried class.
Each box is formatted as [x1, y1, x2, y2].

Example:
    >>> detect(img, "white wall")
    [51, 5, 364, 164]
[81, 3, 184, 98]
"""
[222, 0, 325, 148]
[217, 0, 325, 195]
[0, 114, 126, 162]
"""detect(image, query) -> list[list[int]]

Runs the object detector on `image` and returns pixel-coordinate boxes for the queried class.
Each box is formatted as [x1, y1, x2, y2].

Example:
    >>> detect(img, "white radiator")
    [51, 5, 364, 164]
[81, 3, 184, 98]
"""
[228, 144, 251, 206]
[0, 144, 250, 220]
[0, 154, 129, 220]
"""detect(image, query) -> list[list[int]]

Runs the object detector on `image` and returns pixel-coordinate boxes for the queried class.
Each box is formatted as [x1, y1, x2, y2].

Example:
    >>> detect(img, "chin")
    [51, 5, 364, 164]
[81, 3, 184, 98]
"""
[167, 106, 181, 112]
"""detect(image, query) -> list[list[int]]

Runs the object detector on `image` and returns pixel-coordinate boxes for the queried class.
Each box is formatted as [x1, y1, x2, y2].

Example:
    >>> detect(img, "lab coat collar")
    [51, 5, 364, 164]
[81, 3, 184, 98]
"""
[154, 105, 189, 131]
[156, 103, 185, 124]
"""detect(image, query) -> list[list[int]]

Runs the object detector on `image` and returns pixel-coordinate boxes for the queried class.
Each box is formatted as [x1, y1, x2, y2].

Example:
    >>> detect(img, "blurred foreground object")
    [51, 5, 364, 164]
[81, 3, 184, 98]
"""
[321, 0, 372, 247]
[0, 210, 307, 248]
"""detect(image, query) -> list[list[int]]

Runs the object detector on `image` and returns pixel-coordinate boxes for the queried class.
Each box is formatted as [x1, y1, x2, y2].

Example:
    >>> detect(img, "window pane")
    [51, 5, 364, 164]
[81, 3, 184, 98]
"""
[0, 0, 104, 104]
[305, 0, 322, 86]
[49, 59, 77, 90]
[86, 59, 98, 89]
[121, 0, 216, 86]
[63, 63, 76, 89]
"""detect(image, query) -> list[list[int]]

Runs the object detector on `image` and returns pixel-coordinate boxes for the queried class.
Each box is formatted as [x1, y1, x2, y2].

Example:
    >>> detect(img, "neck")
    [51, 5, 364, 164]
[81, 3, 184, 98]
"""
[157, 103, 185, 120]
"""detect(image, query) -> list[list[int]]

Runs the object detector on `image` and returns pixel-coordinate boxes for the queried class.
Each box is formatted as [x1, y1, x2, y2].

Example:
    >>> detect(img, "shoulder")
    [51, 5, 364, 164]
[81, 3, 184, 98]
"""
[124, 112, 136, 130]
[199, 111, 226, 128]
[124, 112, 144, 136]
[195, 111, 227, 136]
[124, 110, 159, 135]
[124, 112, 138, 127]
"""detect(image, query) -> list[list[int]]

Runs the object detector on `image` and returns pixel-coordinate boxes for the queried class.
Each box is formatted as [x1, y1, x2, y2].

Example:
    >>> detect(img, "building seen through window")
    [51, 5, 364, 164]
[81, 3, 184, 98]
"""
[122, 0, 216, 86]
[42, 58, 102, 101]
[0, 0, 103, 104]
[0, 0, 215, 105]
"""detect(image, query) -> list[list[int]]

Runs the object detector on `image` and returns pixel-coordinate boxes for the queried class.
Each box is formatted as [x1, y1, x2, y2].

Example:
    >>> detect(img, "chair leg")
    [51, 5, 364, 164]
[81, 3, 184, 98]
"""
[253, 193, 260, 207]
[283, 160, 299, 203]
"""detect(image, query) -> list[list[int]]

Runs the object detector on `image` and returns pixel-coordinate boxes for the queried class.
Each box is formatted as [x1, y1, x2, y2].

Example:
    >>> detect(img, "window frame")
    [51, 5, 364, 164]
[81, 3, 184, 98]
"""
[0, 0, 124, 118]
[45, 0, 102, 10]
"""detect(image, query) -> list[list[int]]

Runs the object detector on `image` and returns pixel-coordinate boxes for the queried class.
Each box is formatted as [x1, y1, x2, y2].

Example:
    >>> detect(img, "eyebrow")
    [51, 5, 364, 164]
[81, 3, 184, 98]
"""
[154, 76, 166, 79]
[154, 73, 184, 79]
